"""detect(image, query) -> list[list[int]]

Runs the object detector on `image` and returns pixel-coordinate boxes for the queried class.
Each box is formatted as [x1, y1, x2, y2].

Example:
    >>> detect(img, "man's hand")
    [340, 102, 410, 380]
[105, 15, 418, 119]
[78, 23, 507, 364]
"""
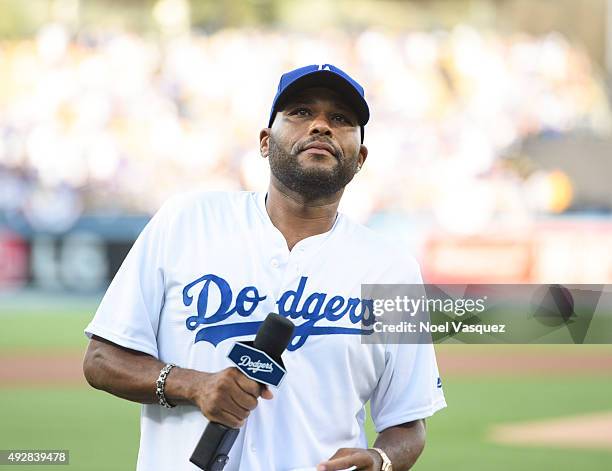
[188, 367, 273, 428]
[83, 338, 273, 429]
[317, 448, 382, 471]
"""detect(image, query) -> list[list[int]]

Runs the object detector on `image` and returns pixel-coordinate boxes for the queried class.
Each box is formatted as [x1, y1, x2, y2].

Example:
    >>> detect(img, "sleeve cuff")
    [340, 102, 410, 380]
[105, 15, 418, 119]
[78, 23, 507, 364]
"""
[84, 323, 159, 358]
[373, 397, 448, 433]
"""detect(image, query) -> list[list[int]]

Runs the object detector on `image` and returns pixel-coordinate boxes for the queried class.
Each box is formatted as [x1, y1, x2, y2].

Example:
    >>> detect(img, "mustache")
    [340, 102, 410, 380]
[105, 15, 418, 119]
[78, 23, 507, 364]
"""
[297, 138, 342, 159]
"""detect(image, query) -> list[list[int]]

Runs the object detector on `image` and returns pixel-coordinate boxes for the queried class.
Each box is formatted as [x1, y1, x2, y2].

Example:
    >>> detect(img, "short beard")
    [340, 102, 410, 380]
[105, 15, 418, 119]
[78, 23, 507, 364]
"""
[268, 136, 358, 200]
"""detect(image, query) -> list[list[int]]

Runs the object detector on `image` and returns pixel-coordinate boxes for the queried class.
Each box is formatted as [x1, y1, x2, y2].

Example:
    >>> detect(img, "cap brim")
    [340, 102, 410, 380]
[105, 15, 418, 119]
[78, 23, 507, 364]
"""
[270, 70, 370, 127]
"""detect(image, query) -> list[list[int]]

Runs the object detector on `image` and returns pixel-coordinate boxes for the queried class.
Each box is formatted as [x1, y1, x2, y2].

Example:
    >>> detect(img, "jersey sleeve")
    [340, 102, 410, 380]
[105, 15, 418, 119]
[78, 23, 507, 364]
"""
[369, 253, 447, 432]
[370, 341, 447, 432]
[84, 199, 175, 358]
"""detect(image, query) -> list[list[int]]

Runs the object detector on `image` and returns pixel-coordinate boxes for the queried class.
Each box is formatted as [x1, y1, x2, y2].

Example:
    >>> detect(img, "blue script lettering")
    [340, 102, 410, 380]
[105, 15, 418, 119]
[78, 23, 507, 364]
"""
[182, 274, 374, 350]
[183, 274, 267, 330]
[277, 277, 307, 319]
[323, 295, 346, 321]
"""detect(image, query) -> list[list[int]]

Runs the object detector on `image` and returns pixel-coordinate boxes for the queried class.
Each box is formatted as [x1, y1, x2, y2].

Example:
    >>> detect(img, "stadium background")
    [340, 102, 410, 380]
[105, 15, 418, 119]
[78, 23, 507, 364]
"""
[1, 0, 611, 469]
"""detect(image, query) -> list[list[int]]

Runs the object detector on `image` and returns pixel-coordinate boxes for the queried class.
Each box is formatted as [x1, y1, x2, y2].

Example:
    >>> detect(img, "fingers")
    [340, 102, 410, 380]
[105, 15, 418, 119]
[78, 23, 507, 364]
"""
[214, 406, 247, 429]
[317, 448, 375, 471]
[196, 367, 277, 428]
[224, 392, 253, 417]
[317, 456, 362, 471]
[228, 383, 259, 412]
[219, 370, 259, 412]
[204, 391, 247, 428]
[232, 368, 264, 398]
[326, 448, 353, 460]
[231, 368, 274, 400]
[205, 386, 248, 425]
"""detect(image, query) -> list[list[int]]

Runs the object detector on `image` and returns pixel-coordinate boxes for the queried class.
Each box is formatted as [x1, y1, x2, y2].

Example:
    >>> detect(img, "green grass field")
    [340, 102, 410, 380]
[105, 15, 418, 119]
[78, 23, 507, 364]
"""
[0, 311, 91, 353]
[3, 379, 612, 470]
[1, 304, 611, 470]
[2, 389, 140, 471]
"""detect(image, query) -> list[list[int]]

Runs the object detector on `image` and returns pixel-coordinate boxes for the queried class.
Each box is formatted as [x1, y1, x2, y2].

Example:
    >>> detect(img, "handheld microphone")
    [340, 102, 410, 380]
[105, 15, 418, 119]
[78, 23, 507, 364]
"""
[190, 313, 294, 470]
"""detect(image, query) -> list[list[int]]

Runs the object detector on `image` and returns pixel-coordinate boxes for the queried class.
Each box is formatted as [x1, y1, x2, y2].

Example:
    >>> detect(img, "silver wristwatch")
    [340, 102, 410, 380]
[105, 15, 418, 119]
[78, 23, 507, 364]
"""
[370, 447, 393, 471]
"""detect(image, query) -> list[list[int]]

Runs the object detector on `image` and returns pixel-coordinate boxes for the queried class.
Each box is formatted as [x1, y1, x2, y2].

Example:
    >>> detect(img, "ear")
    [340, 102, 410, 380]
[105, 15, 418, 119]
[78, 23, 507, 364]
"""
[260, 129, 271, 158]
[357, 144, 368, 169]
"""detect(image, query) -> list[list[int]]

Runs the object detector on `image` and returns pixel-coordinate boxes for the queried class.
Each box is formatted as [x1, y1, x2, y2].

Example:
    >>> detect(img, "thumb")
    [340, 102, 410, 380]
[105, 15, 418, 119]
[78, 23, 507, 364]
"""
[260, 385, 274, 400]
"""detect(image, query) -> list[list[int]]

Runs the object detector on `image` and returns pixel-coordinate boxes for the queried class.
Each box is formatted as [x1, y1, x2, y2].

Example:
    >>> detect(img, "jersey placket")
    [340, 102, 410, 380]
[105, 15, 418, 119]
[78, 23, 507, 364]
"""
[240, 196, 291, 469]
[239, 245, 308, 470]
[253, 192, 315, 303]
[240, 193, 337, 469]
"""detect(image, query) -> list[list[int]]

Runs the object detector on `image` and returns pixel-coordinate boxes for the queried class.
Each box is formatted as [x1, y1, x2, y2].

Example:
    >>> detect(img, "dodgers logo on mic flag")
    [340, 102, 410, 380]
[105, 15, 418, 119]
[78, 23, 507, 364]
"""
[227, 342, 287, 387]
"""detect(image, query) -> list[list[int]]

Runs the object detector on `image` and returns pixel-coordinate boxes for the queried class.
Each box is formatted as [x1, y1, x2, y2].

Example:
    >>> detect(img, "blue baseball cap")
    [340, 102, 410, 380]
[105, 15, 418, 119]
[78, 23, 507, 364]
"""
[268, 64, 370, 142]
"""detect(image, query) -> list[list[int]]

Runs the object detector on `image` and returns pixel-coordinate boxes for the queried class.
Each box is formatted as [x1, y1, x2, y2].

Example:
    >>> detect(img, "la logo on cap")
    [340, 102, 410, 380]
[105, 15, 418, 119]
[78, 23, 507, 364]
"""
[318, 64, 332, 71]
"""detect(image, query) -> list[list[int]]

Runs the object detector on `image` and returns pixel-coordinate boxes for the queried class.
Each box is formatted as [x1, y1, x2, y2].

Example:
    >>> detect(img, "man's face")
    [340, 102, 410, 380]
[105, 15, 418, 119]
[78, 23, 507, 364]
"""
[260, 87, 368, 199]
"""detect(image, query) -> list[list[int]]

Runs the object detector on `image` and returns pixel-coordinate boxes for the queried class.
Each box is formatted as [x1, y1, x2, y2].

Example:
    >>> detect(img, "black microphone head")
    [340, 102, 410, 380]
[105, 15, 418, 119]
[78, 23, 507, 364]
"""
[253, 313, 295, 360]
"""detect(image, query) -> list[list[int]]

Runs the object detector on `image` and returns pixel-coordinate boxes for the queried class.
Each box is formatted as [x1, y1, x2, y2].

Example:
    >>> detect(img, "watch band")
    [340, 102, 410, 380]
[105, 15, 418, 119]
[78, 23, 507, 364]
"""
[370, 447, 393, 471]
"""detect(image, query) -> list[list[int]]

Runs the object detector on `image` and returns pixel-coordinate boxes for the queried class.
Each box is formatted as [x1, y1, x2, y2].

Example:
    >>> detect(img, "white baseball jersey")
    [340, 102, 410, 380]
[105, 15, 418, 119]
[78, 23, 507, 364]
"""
[85, 191, 446, 471]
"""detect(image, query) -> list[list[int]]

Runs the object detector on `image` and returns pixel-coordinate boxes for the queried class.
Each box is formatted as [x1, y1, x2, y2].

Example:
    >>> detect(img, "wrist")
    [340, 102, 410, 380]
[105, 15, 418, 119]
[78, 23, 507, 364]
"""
[163, 366, 200, 406]
[369, 447, 393, 471]
[366, 448, 383, 471]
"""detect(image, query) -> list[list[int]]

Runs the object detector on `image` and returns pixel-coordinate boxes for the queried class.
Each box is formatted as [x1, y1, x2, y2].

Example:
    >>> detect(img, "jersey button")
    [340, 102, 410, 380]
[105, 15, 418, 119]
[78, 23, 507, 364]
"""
[270, 259, 279, 268]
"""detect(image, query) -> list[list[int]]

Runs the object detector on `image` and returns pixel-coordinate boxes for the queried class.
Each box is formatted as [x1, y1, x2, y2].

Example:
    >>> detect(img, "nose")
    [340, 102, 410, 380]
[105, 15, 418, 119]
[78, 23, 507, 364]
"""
[308, 113, 333, 138]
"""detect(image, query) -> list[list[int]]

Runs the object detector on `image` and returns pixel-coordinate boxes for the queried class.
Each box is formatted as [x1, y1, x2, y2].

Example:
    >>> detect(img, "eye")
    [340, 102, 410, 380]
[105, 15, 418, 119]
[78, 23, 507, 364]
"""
[332, 113, 351, 124]
[290, 107, 311, 116]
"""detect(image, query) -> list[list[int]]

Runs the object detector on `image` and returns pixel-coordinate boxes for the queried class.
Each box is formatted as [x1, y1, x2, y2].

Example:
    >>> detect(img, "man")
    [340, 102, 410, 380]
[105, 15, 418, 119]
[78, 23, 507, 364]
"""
[83, 64, 446, 471]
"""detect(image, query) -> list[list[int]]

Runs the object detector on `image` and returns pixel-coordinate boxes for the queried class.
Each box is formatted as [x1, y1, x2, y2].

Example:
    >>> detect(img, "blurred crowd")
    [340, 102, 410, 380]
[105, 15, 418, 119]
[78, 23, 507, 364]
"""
[0, 25, 610, 233]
